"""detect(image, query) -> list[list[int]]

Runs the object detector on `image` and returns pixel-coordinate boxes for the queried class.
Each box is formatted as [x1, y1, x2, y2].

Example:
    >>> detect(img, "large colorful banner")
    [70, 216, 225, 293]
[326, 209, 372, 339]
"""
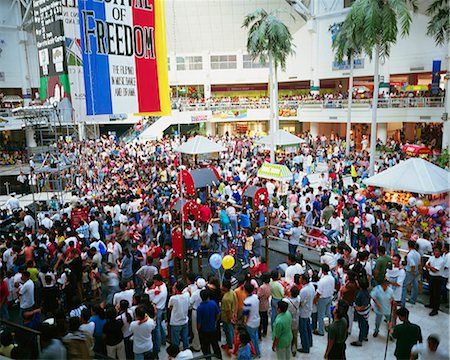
[33, 0, 71, 101]
[212, 109, 247, 119]
[431, 60, 441, 96]
[78, 0, 170, 116]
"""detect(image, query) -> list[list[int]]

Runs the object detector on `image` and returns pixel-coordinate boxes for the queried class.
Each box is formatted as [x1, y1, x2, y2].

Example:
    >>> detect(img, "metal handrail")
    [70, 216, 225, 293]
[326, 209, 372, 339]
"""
[176, 96, 445, 112]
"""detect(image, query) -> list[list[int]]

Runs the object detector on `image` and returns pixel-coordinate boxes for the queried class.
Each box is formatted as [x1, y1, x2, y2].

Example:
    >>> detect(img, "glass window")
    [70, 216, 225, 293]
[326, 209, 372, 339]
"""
[176, 56, 202, 71]
[243, 54, 268, 69]
[210, 55, 237, 69]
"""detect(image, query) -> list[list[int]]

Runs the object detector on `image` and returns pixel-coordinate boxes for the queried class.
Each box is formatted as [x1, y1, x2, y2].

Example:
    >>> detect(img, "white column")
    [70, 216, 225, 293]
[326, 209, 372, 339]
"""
[205, 122, 216, 136]
[309, 19, 320, 96]
[310, 122, 318, 138]
[78, 122, 86, 141]
[379, 59, 391, 95]
[377, 123, 387, 144]
[25, 127, 37, 148]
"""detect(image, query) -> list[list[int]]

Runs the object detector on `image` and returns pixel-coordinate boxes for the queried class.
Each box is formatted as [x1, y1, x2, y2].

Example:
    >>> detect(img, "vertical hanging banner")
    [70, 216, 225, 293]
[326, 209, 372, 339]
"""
[431, 60, 441, 96]
[33, 0, 71, 101]
[78, 0, 171, 116]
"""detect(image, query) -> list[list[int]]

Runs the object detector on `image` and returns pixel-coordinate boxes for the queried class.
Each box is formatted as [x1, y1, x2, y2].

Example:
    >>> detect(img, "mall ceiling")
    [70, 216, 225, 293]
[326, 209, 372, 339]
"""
[164, 0, 307, 54]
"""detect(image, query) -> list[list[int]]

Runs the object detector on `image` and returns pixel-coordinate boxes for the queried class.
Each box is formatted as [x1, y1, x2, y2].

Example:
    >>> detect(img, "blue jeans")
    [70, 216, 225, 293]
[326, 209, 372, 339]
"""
[311, 312, 318, 332]
[223, 321, 234, 348]
[243, 249, 250, 264]
[246, 326, 260, 356]
[134, 350, 152, 360]
[356, 312, 369, 342]
[230, 218, 238, 238]
[193, 239, 200, 252]
[153, 308, 166, 354]
[401, 271, 419, 305]
[299, 317, 312, 352]
[271, 298, 281, 331]
[289, 244, 298, 256]
[326, 230, 339, 243]
[171, 323, 189, 350]
[317, 296, 332, 335]
[375, 313, 390, 332]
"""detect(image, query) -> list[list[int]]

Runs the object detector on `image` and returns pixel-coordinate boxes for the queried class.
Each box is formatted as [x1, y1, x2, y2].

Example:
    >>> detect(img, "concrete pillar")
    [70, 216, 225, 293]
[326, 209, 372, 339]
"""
[25, 127, 37, 148]
[377, 123, 387, 144]
[310, 122, 319, 138]
[309, 18, 320, 96]
[205, 121, 216, 136]
[379, 59, 391, 95]
[78, 122, 86, 141]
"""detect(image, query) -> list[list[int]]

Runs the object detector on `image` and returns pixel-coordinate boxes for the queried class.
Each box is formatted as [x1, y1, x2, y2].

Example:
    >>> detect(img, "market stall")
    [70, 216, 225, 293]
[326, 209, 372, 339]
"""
[402, 144, 432, 157]
[363, 158, 449, 241]
[241, 185, 269, 210]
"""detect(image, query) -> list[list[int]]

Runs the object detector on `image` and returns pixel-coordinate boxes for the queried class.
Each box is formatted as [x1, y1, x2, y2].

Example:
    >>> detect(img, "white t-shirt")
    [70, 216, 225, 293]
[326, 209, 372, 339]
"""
[317, 274, 335, 299]
[113, 289, 135, 308]
[416, 238, 432, 256]
[411, 343, 449, 360]
[243, 294, 260, 328]
[442, 252, 450, 279]
[19, 279, 35, 309]
[130, 318, 156, 354]
[168, 292, 190, 326]
[79, 322, 95, 337]
[89, 220, 100, 240]
[285, 263, 304, 284]
[386, 267, 406, 301]
[320, 253, 337, 269]
[328, 217, 343, 232]
[146, 283, 167, 310]
[427, 256, 446, 277]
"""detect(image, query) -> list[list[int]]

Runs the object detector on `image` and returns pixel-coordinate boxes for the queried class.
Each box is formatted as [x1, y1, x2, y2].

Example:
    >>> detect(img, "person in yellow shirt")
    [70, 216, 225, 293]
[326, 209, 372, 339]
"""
[351, 164, 358, 183]
[26, 260, 40, 283]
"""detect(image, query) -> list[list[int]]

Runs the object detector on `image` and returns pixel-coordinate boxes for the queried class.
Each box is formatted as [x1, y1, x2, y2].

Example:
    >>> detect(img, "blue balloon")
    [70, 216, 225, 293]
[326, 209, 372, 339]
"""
[209, 253, 223, 270]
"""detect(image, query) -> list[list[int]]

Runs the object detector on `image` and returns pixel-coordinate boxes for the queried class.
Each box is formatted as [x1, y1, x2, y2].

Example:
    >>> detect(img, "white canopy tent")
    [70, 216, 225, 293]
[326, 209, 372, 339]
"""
[256, 129, 306, 146]
[177, 135, 226, 154]
[363, 158, 450, 195]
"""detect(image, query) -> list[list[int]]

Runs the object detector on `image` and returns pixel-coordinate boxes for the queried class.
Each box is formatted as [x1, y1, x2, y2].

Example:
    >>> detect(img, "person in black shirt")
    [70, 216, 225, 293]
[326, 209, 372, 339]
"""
[390, 307, 422, 360]
[41, 275, 60, 316]
[103, 306, 126, 360]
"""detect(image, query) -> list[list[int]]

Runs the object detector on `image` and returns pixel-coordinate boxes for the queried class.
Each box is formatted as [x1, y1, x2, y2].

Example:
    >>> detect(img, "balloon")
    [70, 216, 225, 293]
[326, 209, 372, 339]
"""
[435, 205, 444, 212]
[429, 207, 438, 216]
[355, 194, 362, 201]
[423, 199, 430, 206]
[222, 255, 235, 270]
[374, 189, 382, 197]
[412, 211, 417, 217]
[408, 197, 416, 206]
[209, 254, 223, 270]
[418, 206, 428, 215]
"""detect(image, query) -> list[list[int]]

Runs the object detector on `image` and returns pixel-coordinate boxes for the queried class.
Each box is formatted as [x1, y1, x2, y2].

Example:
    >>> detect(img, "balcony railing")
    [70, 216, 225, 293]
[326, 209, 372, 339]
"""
[176, 97, 445, 112]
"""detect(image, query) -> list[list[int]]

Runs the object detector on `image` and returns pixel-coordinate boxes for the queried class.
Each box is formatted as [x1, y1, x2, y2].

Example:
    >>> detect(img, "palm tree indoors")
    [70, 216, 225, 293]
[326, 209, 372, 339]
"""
[243, 8, 295, 163]
[339, 0, 418, 175]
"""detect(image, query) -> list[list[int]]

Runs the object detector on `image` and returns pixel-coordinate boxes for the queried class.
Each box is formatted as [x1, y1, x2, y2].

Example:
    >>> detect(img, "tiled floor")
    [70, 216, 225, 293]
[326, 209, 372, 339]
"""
[162, 303, 449, 359]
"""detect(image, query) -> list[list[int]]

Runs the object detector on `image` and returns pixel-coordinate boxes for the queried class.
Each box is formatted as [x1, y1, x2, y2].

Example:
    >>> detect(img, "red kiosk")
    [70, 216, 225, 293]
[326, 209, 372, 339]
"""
[241, 185, 269, 209]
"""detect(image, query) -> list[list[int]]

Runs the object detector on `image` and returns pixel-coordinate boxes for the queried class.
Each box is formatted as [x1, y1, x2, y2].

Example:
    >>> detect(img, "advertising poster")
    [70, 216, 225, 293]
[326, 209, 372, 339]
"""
[33, 0, 71, 101]
[212, 109, 247, 119]
[78, 0, 170, 116]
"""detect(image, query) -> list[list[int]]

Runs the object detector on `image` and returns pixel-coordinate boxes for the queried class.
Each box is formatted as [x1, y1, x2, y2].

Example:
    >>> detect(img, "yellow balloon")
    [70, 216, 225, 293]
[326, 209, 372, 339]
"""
[222, 255, 235, 270]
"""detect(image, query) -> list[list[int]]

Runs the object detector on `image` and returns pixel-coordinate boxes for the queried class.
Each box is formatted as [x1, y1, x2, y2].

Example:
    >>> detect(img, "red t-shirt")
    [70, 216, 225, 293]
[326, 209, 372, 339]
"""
[0, 280, 9, 304]
[199, 206, 212, 222]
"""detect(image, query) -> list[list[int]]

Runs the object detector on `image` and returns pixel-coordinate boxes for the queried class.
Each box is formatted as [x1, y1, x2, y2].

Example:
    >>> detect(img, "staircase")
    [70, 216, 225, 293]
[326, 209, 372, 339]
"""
[133, 111, 185, 142]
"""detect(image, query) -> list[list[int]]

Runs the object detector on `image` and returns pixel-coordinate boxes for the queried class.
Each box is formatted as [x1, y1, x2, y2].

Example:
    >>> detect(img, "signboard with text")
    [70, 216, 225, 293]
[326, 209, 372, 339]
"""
[78, 0, 170, 116]
[33, 0, 71, 101]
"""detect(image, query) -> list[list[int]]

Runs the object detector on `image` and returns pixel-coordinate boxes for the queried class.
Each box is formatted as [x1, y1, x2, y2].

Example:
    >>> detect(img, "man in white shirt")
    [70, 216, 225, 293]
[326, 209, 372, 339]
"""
[113, 281, 135, 308]
[107, 237, 122, 264]
[287, 221, 302, 256]
[327, 212, 343, 243]
[89, 216, 101, 240]
[130, 306, 156, 359]
[425, 247, 446, 316]
[411, 334, 449, 360]
[19, 271, 35, 312]
[243, 282, 261, 357]
[415, 235, 433, 256]
[146, 274, 167, 354]
[168, 281, 190, 350]
[5, 193, 20, 213]
[189, 278, 206, 352]
[314, 264, 335, 336]
[386, 254, 406, 307]
[285, 254, 304, 284]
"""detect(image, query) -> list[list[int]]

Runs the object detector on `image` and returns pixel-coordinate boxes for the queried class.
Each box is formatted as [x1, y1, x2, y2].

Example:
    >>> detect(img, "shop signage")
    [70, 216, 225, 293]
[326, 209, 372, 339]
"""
[212, 109, 247, 119]
[191, 114, 209, 123]
[78, 0, 170, 115]
[332, 58, 364, 71]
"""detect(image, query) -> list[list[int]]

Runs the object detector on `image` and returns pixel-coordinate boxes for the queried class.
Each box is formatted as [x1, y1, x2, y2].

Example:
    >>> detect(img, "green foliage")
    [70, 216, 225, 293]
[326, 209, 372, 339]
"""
[340, 0, 417, 60]
[426, 0, 450, 46]
[242, 8, 295, 70]
[435, 149, 449, 169]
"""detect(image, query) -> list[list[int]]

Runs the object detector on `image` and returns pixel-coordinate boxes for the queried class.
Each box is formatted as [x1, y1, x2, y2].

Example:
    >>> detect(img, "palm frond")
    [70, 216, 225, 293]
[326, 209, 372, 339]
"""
[426, 0, 450, 46]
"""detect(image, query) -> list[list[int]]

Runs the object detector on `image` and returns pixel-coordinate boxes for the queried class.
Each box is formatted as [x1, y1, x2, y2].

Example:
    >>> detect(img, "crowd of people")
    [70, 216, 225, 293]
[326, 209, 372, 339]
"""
[0, 133, 448, 360]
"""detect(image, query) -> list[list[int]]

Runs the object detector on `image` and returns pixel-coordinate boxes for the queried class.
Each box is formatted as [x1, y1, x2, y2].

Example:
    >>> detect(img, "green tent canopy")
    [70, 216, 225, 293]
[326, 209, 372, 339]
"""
[257, 163, 293, 181]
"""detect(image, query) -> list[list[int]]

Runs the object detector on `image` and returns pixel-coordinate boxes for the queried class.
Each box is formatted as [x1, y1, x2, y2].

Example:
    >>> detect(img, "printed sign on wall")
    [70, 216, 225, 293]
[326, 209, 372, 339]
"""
[78, 0, 170, 116]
